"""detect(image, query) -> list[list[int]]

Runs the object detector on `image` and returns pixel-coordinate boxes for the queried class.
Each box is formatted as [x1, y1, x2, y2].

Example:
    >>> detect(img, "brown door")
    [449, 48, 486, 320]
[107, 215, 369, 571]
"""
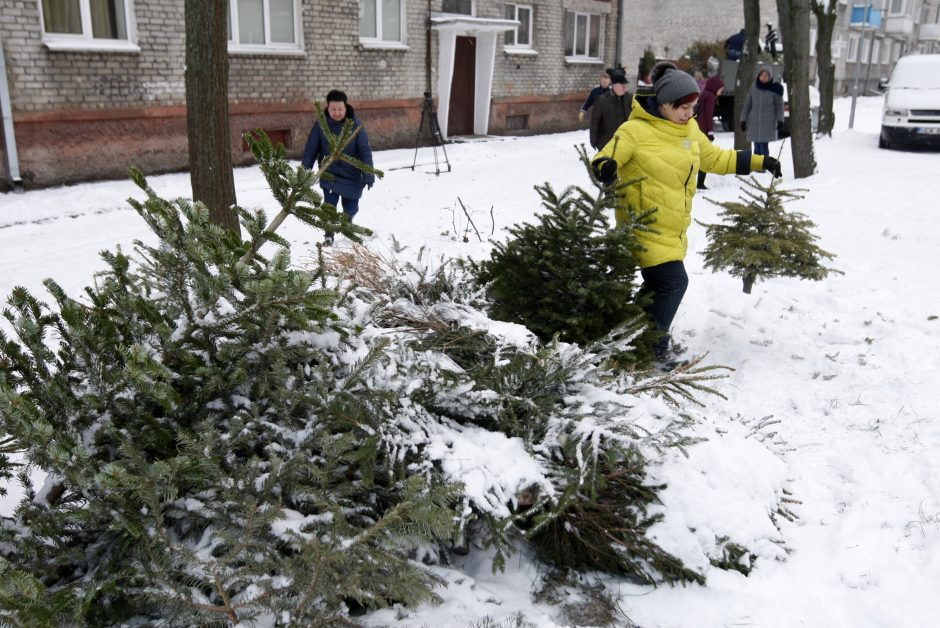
[448, 36, 476, 136]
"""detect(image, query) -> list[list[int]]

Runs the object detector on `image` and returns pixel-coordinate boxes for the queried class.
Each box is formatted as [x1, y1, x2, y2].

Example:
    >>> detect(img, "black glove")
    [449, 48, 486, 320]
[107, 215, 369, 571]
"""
[740, 121, 746, 133]
[707, 133, 715, 142]
[763, 156, 782, 178]
[776, 120, 784, 132]
[592, 157, 618, 185]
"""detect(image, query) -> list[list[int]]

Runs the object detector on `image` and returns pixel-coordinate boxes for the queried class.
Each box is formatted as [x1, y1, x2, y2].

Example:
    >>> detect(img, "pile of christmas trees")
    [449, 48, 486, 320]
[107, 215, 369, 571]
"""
[0, 133, 775, 625]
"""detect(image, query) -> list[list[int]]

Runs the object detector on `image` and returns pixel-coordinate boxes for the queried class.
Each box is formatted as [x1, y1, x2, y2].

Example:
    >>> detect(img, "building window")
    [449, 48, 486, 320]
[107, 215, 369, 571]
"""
[441, 0, 473, 15]
[871, 38, 880, 63]
[564, 11, 602, 60]
[888, 0, 906, 15]
[40, 0, 137, 50]
[360, 0, 405, 45]
[504, 4, 532, 48]
[832, 35, 845, 59]
[228, 0, 301, 52]
[881, 38, 891, 62]
[848, 34, 858, 61]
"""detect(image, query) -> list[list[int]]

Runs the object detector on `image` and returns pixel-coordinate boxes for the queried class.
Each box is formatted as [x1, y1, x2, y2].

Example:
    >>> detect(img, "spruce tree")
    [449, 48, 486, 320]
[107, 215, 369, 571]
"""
[0, 130, 463, 626]
[474, 147, 657, 364]
[698, 174, 839, 294]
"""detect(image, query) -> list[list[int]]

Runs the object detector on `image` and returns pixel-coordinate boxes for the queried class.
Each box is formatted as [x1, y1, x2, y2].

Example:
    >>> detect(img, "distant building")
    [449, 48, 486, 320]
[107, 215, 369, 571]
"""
[0, 0, 621, 189]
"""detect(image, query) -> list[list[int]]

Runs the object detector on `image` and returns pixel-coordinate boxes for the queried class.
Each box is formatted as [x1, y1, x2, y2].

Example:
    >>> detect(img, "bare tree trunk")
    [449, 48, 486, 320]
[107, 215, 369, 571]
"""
[777, 0, 816, 178]
[812, 0, 839, 136]
[185, 0, 239, 233]
[735, 0, 762, 151]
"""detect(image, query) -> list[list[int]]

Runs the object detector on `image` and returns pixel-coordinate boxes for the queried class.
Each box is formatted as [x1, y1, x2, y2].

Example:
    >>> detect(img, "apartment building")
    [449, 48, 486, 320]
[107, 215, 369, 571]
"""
[0, 0, 622, 189]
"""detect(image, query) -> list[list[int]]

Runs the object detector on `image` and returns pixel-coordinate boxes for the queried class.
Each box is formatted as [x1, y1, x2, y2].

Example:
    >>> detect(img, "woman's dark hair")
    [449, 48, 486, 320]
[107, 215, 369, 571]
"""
[325, 89, 355, 121]
[326, 89, 348, 104]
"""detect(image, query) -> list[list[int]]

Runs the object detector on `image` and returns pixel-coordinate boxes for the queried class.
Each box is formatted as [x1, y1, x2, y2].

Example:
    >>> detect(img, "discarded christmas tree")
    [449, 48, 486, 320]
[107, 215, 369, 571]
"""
[0, 129, 465, 626]
[474, 146, 658, 364]
[698, 173, 839, 294]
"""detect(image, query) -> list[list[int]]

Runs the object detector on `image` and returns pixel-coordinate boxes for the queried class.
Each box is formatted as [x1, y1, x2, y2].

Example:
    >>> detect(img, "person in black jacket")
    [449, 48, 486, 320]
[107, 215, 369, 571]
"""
[579, 69, 612, 121]
[302, 89, 375, 246]
[589, 68, 632, 150]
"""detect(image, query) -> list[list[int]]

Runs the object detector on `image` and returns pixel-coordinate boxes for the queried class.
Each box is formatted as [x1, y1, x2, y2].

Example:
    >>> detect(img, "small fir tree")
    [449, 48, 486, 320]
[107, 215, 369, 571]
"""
[698, 174, 840, 294]
[474, 147, 657, 364]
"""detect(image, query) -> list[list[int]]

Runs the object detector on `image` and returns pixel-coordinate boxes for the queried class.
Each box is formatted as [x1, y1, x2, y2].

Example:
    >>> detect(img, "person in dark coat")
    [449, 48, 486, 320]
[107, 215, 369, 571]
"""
[695, 75, 724, 189]
[589, 68, 632, 150]
[579, 69, 612, 121]
[302, 89, 375, 245]
[740, 66, 784, 156]
[725, 28, 745, 60]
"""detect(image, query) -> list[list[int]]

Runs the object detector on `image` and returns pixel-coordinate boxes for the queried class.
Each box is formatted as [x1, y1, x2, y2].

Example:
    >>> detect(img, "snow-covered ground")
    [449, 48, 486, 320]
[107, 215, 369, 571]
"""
[1, 95, 939, 627]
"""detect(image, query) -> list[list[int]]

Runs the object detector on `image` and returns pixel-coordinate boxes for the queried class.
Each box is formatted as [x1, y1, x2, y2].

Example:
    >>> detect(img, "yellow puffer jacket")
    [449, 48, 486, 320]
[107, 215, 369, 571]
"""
[594, 95, 766, 268]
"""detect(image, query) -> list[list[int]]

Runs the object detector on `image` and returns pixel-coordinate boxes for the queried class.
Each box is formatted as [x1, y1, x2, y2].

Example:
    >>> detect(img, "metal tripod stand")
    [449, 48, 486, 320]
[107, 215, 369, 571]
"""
[411, 91, 451, 175]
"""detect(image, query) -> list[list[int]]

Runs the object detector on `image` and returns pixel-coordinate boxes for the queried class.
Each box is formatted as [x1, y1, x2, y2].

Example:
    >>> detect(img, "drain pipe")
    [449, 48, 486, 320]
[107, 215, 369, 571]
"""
[615, 0, 624, 68]
[0, 29, 24, 192]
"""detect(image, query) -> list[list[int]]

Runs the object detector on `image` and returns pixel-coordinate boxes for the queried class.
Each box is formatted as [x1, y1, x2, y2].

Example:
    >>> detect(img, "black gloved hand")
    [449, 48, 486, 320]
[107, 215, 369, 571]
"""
[763, 156, 782, 178]
[592, 157, 618, 185]
[740, 121, 746, 133]
[707, 133, 715, 142]
[776, 120, 784, 132]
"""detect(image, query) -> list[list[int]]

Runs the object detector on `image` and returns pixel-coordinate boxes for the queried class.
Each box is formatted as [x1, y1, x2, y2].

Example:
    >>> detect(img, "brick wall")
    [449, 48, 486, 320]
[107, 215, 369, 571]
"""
[0, 0, 615, 188]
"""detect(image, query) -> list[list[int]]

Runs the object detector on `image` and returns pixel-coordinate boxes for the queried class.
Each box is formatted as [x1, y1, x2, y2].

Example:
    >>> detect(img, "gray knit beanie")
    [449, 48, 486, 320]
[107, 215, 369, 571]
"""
[653, 69, 700, 105]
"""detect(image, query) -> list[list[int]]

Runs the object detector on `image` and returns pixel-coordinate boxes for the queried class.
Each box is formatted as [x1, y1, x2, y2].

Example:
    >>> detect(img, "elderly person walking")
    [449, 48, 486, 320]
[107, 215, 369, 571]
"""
[591, 63, 782, 367]
[740, 65, 784, 156]
[589, 68, 632, 150]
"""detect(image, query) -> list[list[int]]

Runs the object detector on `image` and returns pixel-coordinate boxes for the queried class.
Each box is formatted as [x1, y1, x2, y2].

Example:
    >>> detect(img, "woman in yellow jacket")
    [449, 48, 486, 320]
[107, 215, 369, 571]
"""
[592, 63, 782, 366]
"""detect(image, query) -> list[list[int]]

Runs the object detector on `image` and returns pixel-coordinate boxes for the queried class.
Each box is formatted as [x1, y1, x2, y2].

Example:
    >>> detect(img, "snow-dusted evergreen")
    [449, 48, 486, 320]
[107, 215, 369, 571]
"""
[0, 127, 798, 625]
[697, 172, 839, 294]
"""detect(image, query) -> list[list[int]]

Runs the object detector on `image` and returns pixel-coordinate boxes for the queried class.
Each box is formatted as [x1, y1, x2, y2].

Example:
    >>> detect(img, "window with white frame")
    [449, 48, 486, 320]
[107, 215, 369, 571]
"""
[40, 0, 137, 50]
[882, 38, 891, 62]
[848, 34, 858, 61]
[504, 4, 533, 49]
[228, 0, 301, 52]
[893, 40, 902, 60]
[564, 11, 602, 60]
[888, 0, 906, 15]
[871, 39, 880, 63]
[360, 0, 405, 45]
[860, 37, 869, 61]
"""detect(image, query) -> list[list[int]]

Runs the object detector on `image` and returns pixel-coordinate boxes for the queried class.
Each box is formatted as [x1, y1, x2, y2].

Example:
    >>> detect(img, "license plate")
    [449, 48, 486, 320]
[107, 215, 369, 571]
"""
[917, 127, 940, 135]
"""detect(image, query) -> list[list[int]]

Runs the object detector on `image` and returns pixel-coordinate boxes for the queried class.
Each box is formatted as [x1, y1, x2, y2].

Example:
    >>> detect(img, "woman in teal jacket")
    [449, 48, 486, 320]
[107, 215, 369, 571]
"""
[592, 63, 782, 367]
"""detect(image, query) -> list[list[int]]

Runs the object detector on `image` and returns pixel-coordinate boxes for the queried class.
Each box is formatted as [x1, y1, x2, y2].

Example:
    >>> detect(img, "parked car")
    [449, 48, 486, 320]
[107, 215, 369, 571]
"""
[879, 54, 940, 149]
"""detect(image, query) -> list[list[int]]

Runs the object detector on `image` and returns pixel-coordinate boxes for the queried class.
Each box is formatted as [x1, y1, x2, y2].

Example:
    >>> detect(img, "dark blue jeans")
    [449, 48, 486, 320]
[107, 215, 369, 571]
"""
[753, 142, 770, 156]
[640, 261, 689, 359]
[323, 189, 360, 238]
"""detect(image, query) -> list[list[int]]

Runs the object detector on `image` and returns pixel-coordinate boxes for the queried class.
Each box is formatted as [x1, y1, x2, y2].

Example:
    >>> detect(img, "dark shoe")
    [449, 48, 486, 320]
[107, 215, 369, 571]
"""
[322, 234, 334, 247]
[696, 183, 708, 190]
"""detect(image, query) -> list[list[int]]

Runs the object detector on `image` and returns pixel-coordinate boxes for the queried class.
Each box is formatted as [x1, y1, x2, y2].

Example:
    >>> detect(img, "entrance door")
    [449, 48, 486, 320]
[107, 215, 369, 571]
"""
[448, 36, 476, 136]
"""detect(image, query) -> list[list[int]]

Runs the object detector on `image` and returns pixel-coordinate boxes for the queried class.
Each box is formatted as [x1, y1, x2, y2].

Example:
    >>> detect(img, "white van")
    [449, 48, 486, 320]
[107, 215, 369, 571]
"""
[879, 54, 940, 149]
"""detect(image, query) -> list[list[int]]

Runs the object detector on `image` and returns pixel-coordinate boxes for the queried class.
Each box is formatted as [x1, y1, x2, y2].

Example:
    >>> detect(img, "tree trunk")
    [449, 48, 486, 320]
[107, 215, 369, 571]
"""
[777, 0, 816, 178]
[735, 0, 762, 151]
[185, 0, 239, 233]
[743, 274, 755, 294]
[812, 0, 839, 137]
